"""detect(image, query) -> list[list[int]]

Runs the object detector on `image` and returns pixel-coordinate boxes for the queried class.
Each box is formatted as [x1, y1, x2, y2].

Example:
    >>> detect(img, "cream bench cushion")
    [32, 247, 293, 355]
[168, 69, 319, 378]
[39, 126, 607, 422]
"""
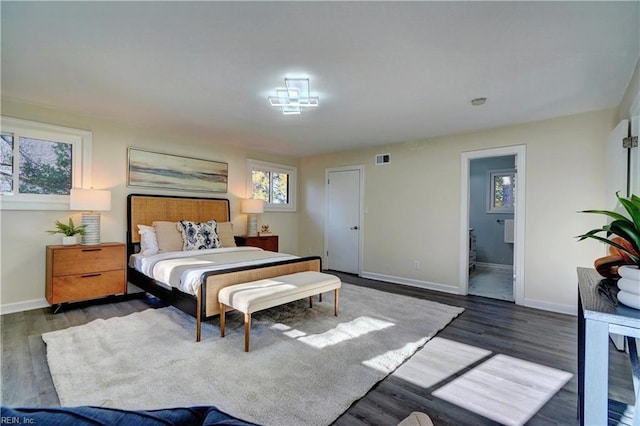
[218, 271, 341, 351]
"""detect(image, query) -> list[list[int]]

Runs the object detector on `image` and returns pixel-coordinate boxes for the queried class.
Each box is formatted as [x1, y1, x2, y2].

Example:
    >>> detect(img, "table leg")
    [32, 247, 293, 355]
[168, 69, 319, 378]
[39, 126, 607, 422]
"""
[583, 319, 610, 426]
[627, 336, 640, 426]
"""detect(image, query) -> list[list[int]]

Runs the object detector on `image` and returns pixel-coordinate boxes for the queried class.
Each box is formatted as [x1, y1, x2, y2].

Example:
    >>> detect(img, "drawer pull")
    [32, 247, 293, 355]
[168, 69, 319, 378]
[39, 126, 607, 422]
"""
[82, 248, 103, 252]
[81, 273, 102, 278]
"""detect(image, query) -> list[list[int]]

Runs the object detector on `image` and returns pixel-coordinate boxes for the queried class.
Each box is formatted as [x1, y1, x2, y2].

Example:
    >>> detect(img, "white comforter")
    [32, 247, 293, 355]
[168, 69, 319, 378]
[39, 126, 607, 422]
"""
[130, 247, 298, 296]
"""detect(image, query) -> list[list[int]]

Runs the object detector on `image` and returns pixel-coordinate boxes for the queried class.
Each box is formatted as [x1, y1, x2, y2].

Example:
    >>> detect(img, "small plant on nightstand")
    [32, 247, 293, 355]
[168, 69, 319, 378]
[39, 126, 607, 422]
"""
[47, 217, 86, 245]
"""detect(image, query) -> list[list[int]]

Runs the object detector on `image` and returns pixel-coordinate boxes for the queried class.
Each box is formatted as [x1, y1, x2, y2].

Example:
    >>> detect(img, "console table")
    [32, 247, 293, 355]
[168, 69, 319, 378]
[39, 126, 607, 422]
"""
[577, 267, 640, 425]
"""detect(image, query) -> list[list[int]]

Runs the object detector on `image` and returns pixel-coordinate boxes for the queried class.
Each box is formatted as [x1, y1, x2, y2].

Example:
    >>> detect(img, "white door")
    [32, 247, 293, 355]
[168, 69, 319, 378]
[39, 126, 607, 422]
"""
[326, 168, 361, 274]
[630, 92, 639, 195]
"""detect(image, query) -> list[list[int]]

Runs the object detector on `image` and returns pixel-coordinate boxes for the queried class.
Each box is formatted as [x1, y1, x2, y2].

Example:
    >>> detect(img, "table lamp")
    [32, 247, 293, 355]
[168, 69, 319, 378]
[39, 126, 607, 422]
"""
[69, 188, 111, 245]
[241, 199, 264, 237]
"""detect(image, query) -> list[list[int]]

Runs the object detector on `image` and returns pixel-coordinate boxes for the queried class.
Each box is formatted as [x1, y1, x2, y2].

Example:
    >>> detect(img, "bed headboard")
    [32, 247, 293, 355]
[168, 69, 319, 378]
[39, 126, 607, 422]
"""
[127, 194, 231, 251]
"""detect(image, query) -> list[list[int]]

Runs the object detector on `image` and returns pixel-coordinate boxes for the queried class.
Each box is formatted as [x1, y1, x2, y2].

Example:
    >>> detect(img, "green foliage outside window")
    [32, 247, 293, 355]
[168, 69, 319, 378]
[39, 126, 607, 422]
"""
[252, 170, 289, 204]
[1, 135, 72, 195]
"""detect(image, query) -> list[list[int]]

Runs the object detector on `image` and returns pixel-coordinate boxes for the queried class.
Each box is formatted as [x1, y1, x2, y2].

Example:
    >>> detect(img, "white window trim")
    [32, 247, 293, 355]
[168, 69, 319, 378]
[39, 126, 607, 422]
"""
[246, 159, 297, 212]
[0, 117, 92, 210]
[487, 168, 515, 214]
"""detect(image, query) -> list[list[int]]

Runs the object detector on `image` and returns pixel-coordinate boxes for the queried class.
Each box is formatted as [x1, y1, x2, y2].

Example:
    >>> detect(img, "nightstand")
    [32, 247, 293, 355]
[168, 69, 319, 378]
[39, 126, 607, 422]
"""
[45, 242, 126, 312]
[234, 235, 279, 252]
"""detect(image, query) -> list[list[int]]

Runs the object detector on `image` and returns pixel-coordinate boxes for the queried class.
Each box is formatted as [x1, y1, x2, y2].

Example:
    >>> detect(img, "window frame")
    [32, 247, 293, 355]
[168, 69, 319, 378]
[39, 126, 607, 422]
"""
[246, 159, 297, 212]
[487, 168, 516, 214]
[0, 117, 92, 210]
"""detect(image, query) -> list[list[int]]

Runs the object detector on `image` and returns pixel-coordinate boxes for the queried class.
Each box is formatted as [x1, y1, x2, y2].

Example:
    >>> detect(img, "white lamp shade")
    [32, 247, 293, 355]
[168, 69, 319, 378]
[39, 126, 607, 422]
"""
[69, 189, 111, 211]
[241, 199, 264, 214]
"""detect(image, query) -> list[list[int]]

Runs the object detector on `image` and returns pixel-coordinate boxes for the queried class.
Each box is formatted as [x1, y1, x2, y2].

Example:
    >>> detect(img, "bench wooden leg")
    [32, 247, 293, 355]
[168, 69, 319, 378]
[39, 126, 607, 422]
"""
[220, 303, 226, 337]
[309, 296, 313, 308]
[334, 288, 339, 316]
[244, 313, 251, 352]
[319, 293, 323, 302]
[196, 289, 202, 342]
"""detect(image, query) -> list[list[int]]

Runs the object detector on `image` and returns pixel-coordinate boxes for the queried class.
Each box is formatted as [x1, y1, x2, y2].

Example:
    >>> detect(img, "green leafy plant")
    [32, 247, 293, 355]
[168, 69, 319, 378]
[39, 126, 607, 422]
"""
[47, 217, 87, 237]
[577, 192, 640, 265]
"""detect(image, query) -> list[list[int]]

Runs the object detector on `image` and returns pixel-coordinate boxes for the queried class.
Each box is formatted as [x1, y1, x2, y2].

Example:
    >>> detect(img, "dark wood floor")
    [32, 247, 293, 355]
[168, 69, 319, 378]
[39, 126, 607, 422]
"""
[1, 273, 635, 425]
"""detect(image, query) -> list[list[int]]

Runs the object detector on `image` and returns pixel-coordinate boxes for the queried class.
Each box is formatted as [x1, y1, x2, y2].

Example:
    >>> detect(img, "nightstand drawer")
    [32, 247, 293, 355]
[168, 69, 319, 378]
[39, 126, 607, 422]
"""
[50, 270, 126, 304]
[52, 245, 125, 276]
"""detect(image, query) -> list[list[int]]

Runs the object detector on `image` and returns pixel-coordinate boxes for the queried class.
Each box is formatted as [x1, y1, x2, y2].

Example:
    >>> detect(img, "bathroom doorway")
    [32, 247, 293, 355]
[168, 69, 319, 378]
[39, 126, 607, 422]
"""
[459, 145, 526, 305]
[468, 156, 515, 301]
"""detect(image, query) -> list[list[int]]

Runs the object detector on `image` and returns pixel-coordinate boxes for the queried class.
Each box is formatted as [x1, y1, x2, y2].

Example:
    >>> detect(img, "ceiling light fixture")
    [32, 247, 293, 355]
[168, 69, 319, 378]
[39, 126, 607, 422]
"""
[471, 97, 487, 106]
[268, 78, 319, 115]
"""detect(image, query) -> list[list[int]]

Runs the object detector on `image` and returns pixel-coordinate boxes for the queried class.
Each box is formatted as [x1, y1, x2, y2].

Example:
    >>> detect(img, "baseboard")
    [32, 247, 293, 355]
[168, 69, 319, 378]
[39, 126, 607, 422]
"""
[360, 271, 460, 294]
[523, 297, 576, 316]
[476, 262, 513, 271]
[360, 271, 576, 315]
[0, 298, 49, 315]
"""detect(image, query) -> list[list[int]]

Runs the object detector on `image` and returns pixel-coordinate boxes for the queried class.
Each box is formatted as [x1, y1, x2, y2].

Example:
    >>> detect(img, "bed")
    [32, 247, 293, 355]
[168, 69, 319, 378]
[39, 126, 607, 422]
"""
[126, 194, 322, 341]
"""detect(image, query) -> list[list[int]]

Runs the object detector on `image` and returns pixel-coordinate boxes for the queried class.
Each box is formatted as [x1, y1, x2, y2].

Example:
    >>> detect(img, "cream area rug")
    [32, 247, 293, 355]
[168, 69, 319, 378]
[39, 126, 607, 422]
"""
[42, 283, 464, 426]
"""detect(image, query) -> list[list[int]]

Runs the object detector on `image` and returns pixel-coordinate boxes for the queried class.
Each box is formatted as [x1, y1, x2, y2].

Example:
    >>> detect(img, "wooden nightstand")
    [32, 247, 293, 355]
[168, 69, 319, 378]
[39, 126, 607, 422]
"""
[45, 242, 126, 312]
[234, 235, 279, 252]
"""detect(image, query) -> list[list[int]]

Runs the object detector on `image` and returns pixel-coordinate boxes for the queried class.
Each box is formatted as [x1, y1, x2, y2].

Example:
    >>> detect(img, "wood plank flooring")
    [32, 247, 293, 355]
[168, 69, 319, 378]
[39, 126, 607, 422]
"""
[1, 273, 635, 425]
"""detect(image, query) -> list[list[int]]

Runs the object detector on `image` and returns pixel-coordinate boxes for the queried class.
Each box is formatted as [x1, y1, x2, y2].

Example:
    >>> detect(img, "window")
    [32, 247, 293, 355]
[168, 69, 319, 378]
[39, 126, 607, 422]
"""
[247, 159, 297, 212]
[0, 117, 92, 210]
[488, 169, 516, 213]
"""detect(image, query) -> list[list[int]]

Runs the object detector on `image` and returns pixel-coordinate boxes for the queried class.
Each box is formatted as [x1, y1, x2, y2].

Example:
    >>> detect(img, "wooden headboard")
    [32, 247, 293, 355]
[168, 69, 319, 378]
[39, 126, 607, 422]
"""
[127, 194, 231, 248]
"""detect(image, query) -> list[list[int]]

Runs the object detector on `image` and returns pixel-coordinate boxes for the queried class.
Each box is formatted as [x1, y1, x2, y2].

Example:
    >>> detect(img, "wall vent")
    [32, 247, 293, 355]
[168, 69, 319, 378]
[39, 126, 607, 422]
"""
[375, 153, 391, 165]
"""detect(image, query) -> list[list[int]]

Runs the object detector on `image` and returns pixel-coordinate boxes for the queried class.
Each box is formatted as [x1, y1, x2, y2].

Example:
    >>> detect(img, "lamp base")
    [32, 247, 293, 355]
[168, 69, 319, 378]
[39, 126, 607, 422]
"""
[246, 214, 258, 237]
[81, 212, 101, 245]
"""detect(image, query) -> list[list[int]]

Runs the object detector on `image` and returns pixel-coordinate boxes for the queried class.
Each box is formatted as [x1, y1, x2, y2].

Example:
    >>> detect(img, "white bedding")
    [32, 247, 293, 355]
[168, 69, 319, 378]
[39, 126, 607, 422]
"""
[130, 247, 298, 296]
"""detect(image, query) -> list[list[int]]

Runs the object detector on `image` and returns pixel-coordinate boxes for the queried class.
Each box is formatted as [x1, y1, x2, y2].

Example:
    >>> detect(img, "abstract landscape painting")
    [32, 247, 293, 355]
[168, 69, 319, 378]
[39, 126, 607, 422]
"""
[128, 148, 228, 193]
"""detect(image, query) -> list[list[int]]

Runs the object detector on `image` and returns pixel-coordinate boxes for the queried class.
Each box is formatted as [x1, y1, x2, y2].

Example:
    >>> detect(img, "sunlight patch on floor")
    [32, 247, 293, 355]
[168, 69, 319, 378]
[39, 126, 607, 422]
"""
[363, 341, 425, 374]
[392, 337, 492, 388]
[433, 354, 573, 426]
[270, 316, 395, 349]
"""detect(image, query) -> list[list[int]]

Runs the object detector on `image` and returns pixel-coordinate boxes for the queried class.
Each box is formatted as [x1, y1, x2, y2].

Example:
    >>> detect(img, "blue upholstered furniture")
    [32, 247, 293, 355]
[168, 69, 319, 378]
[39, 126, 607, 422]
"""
[1, 406, 257, 426]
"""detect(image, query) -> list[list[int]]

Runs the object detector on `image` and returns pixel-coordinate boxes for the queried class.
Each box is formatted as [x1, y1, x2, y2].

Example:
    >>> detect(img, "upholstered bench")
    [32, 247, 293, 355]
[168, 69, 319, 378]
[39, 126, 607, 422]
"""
[218, 271, 341, 351]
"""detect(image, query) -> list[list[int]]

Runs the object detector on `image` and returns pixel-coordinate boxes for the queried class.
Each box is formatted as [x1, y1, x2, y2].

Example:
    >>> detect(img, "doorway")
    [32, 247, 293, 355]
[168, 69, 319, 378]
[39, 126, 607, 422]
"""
[468, 156, 515, 301]
[325, 166, 364, 274]
[460, 146, 526, 305]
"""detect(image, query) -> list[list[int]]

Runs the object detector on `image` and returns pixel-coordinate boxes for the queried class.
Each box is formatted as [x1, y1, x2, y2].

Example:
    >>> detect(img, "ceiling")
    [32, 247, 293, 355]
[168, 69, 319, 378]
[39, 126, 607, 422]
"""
[2, 1, 639, 158]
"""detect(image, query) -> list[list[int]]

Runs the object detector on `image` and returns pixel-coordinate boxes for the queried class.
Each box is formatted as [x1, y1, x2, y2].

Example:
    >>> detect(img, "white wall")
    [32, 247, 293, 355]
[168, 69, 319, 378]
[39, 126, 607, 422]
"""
[0, 100, 631, 314]
[0, 99, 299, 312]
[299, 109, 616, 313]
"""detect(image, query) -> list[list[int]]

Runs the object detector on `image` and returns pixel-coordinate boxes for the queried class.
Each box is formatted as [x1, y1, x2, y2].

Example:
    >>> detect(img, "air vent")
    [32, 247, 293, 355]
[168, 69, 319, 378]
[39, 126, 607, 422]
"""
[375, 153, 390, 165]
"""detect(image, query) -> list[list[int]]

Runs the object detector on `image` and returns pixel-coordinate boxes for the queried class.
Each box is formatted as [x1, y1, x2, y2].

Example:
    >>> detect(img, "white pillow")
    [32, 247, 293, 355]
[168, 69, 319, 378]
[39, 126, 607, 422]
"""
[137, 224, 159, 256]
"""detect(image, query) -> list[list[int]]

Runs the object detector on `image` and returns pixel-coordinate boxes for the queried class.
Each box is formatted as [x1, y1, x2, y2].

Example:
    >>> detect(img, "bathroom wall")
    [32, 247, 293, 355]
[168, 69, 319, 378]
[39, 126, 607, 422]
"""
[470, 155, 515, 266]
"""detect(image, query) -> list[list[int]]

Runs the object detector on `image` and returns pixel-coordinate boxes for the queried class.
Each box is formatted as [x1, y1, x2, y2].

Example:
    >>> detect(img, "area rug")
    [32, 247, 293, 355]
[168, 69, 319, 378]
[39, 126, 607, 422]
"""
[42, 283, 463, 426]
[432, 353, 573, 426]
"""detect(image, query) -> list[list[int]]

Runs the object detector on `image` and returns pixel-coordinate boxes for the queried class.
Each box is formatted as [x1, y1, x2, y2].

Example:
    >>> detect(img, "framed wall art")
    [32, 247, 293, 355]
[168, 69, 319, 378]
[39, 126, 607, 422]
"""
[127, 148, 228, 193]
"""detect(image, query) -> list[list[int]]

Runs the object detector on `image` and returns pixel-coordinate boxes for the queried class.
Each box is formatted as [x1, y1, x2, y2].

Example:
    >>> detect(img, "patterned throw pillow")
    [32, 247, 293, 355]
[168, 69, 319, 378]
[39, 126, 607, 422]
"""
[178, 220, 221, 251]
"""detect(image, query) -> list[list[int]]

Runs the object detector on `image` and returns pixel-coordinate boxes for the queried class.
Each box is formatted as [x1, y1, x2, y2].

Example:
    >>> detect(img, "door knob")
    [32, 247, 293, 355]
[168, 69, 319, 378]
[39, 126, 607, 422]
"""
[350, 226, 359, 230]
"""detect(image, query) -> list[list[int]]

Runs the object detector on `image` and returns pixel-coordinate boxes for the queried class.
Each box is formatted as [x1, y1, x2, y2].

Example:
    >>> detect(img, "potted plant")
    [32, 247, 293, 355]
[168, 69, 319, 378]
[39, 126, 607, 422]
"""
[47, 217, 86, 245]
[578, 192, 640, 309]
